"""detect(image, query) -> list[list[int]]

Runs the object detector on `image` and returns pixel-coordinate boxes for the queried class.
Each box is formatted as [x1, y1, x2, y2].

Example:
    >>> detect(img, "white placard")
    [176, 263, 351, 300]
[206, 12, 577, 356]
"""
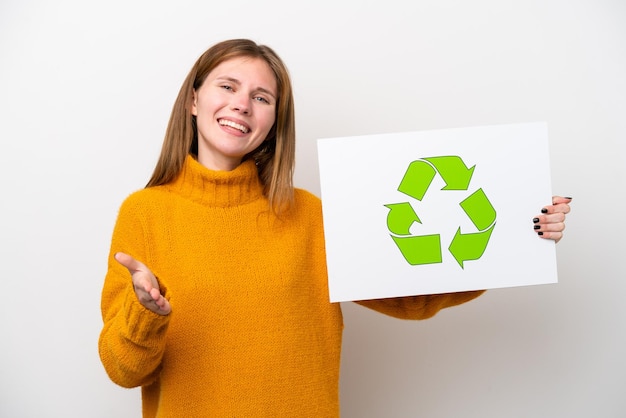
[317, 122, 557, 302]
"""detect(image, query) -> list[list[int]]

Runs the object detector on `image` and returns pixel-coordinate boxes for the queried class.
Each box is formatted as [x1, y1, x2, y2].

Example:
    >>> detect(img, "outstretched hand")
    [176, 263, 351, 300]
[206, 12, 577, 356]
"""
[533, 196, 572, 244]
[114, 252, 172, 315]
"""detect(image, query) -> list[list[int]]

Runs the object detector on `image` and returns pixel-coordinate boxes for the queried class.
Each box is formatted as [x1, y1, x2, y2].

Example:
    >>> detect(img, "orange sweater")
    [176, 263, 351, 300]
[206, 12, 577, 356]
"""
[99, 156, 483, 417]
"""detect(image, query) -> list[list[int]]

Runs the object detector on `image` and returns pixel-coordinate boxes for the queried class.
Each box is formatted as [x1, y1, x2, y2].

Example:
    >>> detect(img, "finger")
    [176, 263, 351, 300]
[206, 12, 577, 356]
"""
[149, 287, 161, 302]
[151, 291, 172, 315]
[552, 196, 573, 205]
[542, 196, 572, 215]
[542, 212, 566, 224]
[537, 230, 563, 243]
[552, 202, 571, 214]
[535, 221, 566, 233]
[155, 297, 171, 313]
[556, 203, 571, 213]
[114, 252, 145, 274]
[541, 203, 571, 215]
[533, 212, 565, 226]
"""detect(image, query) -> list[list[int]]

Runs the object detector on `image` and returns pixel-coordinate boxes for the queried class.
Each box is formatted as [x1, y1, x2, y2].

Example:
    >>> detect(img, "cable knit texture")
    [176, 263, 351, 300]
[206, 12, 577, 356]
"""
[99, 155, 484, 417]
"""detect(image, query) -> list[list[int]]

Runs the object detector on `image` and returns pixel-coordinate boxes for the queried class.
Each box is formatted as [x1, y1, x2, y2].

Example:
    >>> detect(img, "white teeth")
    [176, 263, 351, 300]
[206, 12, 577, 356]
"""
[218, 119, 249, 133]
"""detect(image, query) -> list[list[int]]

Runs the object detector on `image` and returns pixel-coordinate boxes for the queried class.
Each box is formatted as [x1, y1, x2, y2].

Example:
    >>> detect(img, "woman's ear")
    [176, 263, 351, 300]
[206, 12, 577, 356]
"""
[190, 89, 198, 116]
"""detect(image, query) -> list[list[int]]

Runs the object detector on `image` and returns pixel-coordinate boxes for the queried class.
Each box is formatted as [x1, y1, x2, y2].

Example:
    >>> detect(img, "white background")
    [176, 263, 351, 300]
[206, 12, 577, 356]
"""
[1, 0, 624, 417]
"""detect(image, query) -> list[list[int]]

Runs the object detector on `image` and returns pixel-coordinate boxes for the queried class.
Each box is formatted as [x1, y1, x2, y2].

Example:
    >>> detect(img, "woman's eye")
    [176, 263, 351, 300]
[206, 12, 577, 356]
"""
[221, 85, 233, 91]
[254, 96, 270, 104]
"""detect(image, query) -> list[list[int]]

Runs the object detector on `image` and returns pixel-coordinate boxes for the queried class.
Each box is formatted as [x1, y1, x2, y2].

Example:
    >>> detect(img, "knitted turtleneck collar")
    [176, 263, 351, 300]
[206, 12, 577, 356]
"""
[166, 155, 265, 208]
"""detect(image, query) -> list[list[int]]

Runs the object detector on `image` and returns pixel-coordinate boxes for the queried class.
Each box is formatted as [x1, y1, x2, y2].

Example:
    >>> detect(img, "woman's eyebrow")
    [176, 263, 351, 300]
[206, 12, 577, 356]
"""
[216, 76, 241, 85]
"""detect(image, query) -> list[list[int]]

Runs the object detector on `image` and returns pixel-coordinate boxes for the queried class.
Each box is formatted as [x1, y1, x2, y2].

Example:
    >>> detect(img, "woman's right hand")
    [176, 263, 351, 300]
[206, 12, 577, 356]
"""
[114, 252, 172, 315]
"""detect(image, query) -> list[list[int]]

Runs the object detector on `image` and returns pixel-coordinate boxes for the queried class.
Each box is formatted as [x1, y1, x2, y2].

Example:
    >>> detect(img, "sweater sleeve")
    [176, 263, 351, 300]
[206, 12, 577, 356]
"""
[354, 290, 486, 320]
[98, 194, 171, 388]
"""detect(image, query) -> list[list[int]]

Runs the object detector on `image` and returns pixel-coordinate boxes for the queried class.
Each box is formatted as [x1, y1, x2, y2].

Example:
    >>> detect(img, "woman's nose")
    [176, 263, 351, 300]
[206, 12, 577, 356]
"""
[231, 93, 250, 114]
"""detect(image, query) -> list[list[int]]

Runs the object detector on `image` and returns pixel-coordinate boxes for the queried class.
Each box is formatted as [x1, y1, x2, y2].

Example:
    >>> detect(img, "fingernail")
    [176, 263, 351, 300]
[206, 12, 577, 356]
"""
[541, 208, 548, 213]
[534, 225, 541, 230]
[533, 218, 539, 223]
[537, 232, 544, 236]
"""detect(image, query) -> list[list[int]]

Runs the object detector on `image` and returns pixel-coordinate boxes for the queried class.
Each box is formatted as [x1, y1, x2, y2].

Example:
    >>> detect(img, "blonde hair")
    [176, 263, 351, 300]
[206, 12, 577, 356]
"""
[147, 39, 296, 213]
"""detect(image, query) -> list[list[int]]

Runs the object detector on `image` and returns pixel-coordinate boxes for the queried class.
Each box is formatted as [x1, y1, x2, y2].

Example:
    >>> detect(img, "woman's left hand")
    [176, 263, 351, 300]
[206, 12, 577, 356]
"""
[533, 196, 572, 243]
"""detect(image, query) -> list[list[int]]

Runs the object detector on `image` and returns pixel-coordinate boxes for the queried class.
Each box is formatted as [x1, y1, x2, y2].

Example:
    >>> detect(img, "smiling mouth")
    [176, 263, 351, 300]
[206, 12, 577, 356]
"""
[218, 119, 249, 134]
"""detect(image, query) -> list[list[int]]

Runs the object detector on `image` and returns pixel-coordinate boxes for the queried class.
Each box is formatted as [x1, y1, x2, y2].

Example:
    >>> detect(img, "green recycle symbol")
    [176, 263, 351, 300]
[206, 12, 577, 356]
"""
[384, 156, 496, 268]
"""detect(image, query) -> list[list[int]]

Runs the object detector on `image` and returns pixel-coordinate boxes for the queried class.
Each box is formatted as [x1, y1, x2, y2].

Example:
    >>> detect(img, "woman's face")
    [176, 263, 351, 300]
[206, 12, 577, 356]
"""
[192, 56, 277, 171]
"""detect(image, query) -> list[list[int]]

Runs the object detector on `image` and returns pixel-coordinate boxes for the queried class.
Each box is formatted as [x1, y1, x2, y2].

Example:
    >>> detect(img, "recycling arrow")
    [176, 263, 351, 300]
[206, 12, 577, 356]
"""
[448, 188, 497, 268]
[448, 224, 495, 268]
[397, 160, 436, 200]
[398, 156, 476, 201]
[391, 234, 442, 265]
[423, 156, 475, 191]
[460, 188, 497, 231]
[384, 202, 421, 235]
[384, 155, 496, 269]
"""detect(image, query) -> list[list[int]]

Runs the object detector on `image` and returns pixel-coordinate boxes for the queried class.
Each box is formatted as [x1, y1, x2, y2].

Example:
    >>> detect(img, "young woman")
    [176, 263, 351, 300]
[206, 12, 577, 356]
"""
[99, 39, 572, 417]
